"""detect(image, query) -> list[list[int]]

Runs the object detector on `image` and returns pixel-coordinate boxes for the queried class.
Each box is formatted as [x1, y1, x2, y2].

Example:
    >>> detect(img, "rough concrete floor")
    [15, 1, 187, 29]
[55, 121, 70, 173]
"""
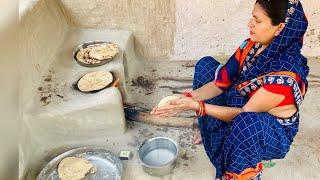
[100, 121, 215, 180]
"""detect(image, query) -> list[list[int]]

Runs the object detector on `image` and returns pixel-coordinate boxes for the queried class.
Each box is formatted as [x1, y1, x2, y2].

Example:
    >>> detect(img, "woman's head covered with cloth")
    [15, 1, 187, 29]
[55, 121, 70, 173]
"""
[214, 0, 309, 107]
[244, 0, 309, 86]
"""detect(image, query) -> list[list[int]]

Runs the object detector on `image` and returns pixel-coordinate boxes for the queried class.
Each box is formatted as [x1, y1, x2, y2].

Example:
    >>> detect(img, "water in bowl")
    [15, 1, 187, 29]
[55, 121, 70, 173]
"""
[142, 148, 175, 166]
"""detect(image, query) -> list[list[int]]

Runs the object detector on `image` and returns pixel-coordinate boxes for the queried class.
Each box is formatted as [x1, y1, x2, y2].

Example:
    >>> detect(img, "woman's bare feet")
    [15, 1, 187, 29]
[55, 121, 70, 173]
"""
[192, 119, 202, 144]
[192, 131, 202, 145]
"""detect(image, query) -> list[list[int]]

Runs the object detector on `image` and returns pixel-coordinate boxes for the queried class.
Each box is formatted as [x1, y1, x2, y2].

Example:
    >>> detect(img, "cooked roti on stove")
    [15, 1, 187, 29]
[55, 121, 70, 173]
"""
[58, 157, 94, 180]
[76, 47, 91, 63]
[77, 71, 113, 92]
[75, 47, 101, 65]
[158, 95, 180, 107]
[75, 43, 119, 65]
[88, 43, 119, 60]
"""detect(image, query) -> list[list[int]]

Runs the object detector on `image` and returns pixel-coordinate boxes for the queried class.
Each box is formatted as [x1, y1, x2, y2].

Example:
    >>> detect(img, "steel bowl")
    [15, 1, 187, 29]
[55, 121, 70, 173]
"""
[138, 137, 179, 176]
[73, 40, 119, 67]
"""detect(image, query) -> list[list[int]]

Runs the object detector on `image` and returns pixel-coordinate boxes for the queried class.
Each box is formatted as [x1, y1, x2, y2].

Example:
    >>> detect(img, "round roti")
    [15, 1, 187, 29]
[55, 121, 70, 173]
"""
[158, 96, 180, 107]
[77, 71, 113, 92]
[58, 157, 93, 180]
[88, 43, 119, 60]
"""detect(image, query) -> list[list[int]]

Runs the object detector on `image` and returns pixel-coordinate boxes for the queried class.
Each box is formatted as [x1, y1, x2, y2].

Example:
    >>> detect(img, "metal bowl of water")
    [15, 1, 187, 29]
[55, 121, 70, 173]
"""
[138, 137, 179, 176]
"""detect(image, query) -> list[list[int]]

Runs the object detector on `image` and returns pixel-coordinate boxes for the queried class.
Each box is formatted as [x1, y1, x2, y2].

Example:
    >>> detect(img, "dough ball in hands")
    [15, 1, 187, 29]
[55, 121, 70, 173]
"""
[157, 95, 180, 107]
[58, 157, 94, 180]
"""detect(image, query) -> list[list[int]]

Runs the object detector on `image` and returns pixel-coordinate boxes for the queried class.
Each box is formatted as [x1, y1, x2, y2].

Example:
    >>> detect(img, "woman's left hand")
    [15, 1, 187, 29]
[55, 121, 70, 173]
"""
[150, 97, 199, 117]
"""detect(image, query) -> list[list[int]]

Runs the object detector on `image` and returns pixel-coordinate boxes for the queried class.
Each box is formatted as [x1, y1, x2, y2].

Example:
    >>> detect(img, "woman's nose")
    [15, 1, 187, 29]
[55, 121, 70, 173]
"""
[248, 19, 254, 28]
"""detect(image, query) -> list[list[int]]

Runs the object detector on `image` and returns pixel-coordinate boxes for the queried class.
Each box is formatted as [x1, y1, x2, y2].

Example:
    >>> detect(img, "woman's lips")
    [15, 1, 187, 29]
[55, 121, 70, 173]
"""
[250, 31, 254, 35]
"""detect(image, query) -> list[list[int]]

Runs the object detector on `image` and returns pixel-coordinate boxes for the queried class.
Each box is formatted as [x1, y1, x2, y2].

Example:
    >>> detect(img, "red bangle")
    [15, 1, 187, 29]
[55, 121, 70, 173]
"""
[196, 101, 206, 117]
[182, 91, 193, 98]
[202, 102, 206, 116]
[196, 101, 201, 116]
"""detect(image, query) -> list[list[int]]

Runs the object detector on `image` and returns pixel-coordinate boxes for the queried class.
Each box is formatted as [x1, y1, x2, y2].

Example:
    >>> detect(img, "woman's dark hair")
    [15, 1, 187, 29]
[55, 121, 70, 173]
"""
[256, 0, 288, 25]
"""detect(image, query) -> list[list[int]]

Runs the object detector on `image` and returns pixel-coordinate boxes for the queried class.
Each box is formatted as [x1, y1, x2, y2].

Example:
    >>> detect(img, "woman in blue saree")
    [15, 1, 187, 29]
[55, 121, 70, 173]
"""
[151, 0, 309, 179]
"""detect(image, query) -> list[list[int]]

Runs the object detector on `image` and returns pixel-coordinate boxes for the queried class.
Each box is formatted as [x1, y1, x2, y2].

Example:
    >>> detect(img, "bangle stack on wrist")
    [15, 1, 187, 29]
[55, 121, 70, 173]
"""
[182, 91, 206, 117]
[196, 101, 206, 117]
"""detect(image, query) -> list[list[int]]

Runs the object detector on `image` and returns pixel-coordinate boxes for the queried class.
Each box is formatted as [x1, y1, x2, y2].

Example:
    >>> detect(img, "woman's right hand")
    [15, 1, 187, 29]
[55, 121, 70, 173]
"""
[150, 97, 199, 117]
[150, 106, 158, 115]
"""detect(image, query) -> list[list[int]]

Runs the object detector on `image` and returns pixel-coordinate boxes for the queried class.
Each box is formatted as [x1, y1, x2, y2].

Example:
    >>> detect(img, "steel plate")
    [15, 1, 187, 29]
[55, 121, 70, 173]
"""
[73, 41, 119, 67]
[37, 147, 122, 180]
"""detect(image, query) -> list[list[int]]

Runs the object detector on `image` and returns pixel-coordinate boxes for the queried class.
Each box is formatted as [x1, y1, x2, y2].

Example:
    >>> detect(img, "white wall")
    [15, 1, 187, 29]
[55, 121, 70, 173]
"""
[0, 0, 18, 179]
[20, 0, 68, 110]
[58, 0, 320, 60]
[19, 0, 68, 178]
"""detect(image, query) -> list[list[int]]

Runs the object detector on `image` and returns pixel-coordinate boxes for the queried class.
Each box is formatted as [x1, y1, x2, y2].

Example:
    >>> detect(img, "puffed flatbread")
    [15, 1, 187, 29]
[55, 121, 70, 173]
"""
[76, 47, 102, 65]
[76, 43, 119, 65]
[158, 96, 180, 107]
[88, 43, 119, 60]
[58, 157, 93, 180]
[77, 71, 113, 92]
[76, 48, 91, 63]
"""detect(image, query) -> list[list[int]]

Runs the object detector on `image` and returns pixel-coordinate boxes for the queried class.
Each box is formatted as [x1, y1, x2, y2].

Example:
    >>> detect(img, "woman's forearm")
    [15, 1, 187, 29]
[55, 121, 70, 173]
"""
[205, 104, 243, 122]
[191, 82, 223, 101]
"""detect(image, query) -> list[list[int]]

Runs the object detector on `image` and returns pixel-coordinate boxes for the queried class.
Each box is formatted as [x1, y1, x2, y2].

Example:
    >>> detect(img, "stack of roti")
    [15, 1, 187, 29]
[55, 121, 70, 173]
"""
[58, 157, 96, 180]
[76, 42, 119, 65]
[77, 71, 113, 92]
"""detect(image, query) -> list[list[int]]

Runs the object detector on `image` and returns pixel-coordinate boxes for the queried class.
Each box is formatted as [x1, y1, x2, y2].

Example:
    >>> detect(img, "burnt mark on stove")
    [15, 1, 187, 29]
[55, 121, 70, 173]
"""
[131, 76, 155, 95]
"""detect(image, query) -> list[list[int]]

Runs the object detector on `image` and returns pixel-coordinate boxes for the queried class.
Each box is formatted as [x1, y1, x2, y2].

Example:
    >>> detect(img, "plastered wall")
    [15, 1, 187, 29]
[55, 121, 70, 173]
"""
[58, 0, 320, 60]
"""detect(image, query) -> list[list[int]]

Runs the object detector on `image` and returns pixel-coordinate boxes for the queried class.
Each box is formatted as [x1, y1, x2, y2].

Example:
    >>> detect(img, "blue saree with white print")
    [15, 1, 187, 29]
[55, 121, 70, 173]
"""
[193, 0, 309, 179]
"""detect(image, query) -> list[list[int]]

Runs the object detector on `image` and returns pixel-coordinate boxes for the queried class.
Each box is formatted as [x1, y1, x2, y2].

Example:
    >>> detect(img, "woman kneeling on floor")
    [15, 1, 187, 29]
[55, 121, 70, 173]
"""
[151, 0, 309, 179]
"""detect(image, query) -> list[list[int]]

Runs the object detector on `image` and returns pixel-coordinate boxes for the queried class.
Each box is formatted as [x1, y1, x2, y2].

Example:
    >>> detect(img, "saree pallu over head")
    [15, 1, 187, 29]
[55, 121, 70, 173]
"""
[215, 0, 309, 109]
